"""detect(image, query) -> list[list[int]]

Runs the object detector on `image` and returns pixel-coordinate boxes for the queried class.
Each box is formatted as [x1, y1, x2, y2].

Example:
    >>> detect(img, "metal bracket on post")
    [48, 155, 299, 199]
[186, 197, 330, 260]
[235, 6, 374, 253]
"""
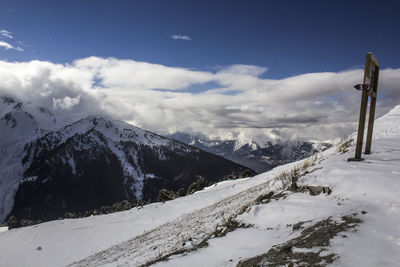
[348, 52, 379, 162]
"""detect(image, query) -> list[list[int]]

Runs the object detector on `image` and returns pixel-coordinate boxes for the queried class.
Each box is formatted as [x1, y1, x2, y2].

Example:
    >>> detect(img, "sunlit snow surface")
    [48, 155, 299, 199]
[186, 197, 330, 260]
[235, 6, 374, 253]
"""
[0, 105, 399, 266]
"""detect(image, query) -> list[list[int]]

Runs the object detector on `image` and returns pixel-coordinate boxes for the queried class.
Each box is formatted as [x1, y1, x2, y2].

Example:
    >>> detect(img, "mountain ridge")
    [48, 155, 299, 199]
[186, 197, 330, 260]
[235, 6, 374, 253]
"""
[170, 132, 332, 172]
[0, 96, 254, 223]
[0, 104, 398, 266]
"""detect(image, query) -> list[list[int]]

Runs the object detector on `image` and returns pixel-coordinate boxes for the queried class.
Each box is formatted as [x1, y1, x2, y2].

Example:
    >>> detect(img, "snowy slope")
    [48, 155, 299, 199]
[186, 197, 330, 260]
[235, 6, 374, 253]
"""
[21, 115, 190, 201]
[0, 96, 70, 221]
[0, 105, 399, 266]
[0, 96, 253, 224]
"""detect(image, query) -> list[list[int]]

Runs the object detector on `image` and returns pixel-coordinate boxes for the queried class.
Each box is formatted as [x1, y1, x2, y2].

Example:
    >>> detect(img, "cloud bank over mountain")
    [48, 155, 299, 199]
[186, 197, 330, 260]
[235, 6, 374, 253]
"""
[1, 57, 399, 143]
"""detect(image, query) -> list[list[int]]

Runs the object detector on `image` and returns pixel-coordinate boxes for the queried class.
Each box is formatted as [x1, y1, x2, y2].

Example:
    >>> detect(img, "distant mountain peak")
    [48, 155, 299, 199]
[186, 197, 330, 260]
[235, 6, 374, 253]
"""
[170, 132, 332, 173]
[0, 99, 254, 224]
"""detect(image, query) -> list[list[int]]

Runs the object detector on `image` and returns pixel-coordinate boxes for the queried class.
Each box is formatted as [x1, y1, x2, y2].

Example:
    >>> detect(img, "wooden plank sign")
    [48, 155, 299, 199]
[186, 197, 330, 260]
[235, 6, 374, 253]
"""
[364, 53, 380, 154]
[348, 52, 380, 161]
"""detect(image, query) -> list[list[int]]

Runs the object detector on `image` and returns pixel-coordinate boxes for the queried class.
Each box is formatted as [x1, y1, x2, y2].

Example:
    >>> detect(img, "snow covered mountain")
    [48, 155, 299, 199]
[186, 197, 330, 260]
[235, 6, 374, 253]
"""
[0, 96, 254, 224]
[170, 132, 332, 172]
[0, 104, 399, 266]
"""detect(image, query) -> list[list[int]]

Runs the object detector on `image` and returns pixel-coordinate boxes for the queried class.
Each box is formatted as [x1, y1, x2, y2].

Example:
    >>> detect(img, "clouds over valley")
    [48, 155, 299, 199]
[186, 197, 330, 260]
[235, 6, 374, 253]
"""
[1, 57, 399, 143]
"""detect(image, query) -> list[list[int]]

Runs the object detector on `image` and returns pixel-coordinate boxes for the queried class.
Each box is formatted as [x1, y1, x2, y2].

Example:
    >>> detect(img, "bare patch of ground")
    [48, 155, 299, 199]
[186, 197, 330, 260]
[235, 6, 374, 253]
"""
[237, 213, 362, 267]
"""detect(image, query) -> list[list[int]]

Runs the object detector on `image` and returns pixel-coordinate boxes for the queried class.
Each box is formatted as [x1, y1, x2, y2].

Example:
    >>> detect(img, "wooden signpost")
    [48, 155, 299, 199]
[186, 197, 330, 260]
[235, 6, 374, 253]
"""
[348, 52, 380, 161]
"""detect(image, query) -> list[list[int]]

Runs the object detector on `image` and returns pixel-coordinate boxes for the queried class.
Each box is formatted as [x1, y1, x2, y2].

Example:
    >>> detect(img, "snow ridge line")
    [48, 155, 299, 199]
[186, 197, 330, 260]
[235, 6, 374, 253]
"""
[69, 157, 320, 267]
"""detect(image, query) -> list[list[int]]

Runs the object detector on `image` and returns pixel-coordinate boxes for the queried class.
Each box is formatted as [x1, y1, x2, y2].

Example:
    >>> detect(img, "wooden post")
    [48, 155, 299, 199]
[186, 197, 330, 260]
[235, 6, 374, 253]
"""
[348, 52, 379, 161]
[353, 54, 371, 160]
[365, 55, 380, 154]
[365, 66, 379, 154]
[354, 90, 368, 159]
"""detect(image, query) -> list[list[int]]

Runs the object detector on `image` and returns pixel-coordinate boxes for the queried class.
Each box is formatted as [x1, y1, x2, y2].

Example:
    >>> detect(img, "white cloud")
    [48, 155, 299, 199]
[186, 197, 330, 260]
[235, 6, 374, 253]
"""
[1, 57, 400, 143]
[0, 29, 13, 39]
[0, 41, 13, 49]
[73, 57, 212, 90]
[0, 29, 24, 51]
[0, 41, 23, 51]
[218, 64, 268, 77]
[53, 95, 81, 110]
[171, 34, 192, 40]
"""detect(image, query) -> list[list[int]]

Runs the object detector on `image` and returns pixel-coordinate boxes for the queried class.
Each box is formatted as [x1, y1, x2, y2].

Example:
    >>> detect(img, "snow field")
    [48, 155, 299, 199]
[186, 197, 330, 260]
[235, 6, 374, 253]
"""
[0, 104, 399, 266]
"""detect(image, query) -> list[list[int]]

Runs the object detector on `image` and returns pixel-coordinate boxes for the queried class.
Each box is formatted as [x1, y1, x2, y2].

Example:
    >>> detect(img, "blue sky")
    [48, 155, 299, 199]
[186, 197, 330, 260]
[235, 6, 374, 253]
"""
[1, 0, 400, 78]
[1, 0, 400, 142]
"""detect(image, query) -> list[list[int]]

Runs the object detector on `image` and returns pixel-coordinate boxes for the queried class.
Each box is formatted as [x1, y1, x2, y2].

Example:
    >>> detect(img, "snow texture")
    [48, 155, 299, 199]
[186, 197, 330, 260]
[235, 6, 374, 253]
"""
[0, 104, 399, 266]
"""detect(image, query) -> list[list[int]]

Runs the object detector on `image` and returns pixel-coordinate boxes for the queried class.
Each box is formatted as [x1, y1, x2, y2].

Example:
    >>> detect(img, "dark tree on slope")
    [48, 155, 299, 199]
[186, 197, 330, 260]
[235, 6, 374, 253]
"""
[6, 119, 255, 225]
[139, 145, 252, 202]
[9, 138, 126, 222]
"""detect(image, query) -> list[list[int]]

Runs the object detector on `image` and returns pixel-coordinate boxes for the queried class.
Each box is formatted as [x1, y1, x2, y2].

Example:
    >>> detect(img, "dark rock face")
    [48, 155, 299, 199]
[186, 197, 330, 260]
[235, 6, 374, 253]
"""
[140, 145, 252, 202]
[11, 131, 126, 222]
[6, 117, 255, 224]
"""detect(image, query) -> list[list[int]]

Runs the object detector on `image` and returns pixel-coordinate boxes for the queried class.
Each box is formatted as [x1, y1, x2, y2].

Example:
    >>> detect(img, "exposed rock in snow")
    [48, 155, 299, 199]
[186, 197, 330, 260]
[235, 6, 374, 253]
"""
[0, 102, 399, 267]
